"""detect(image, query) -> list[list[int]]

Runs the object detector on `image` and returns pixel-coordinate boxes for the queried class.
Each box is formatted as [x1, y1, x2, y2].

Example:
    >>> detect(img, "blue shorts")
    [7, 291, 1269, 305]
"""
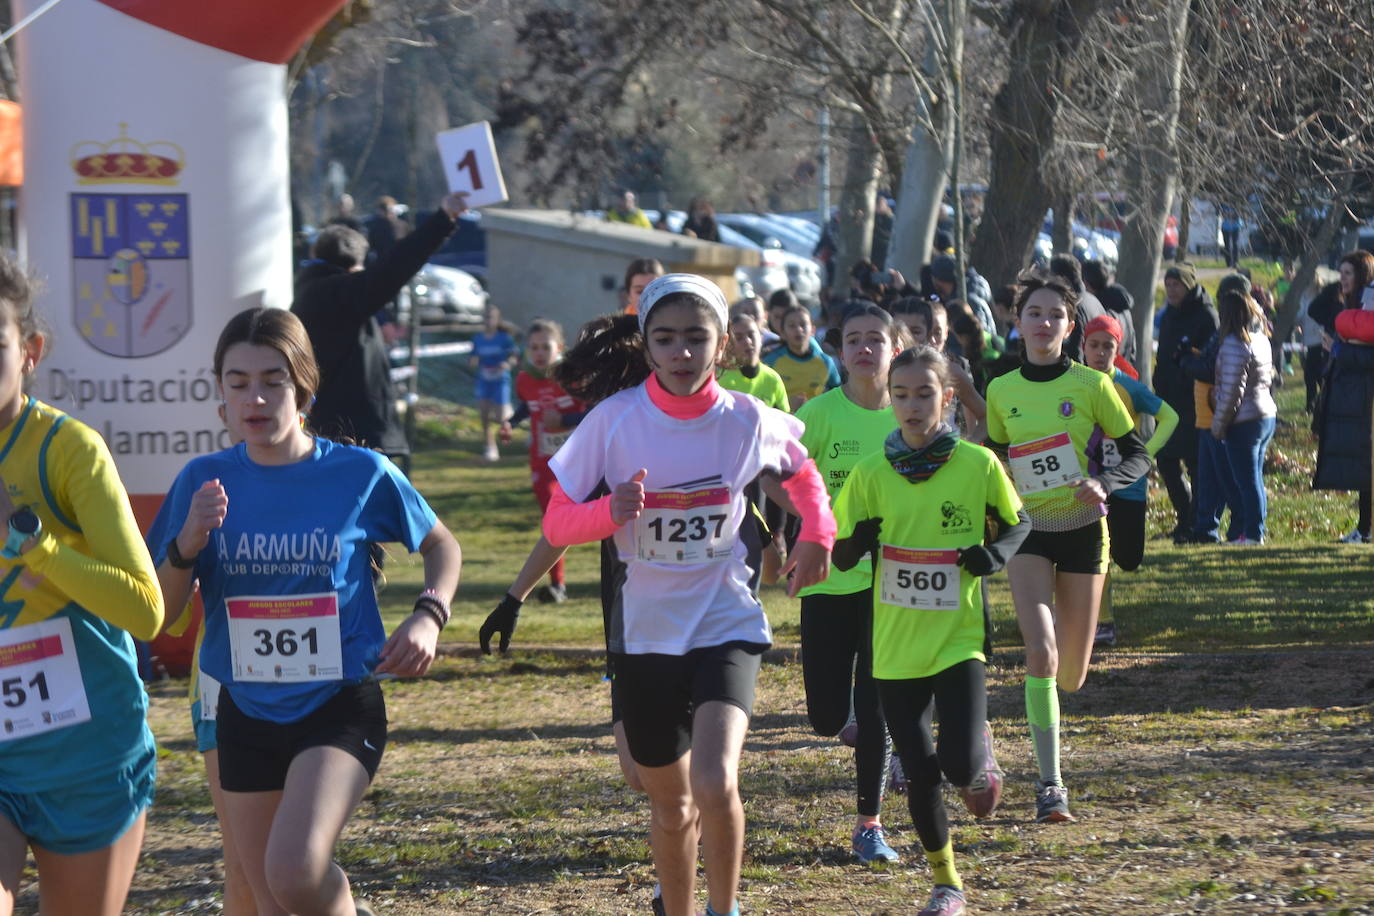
[191, 697, 217, 754]
[0, 743, 156, 854]
[475, 376, 510, 405]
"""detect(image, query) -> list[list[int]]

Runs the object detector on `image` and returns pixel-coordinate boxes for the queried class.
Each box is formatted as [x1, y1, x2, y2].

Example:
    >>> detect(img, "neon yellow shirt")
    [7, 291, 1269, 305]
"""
[796, 387, 894, 596]
[718, 365, 790, 412]
[834, 441, 1021, 680]
[986, 362, 1133, 531]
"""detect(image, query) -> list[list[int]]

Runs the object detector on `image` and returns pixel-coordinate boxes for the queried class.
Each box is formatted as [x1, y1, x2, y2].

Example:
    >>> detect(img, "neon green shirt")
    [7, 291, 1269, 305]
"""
[796, 387, 894, 596]
[834, 441, 1021, 680]
[986, 362, 1133, 531]
[718, 364, 790, 412]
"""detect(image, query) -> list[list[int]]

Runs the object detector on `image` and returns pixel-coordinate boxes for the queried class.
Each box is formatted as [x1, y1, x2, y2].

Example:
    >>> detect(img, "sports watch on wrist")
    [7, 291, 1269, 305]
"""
[3, 508, 41, 559]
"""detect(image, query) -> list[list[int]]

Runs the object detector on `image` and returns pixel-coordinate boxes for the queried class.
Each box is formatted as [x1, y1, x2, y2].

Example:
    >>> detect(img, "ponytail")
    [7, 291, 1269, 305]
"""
[554, 313, 651, 405]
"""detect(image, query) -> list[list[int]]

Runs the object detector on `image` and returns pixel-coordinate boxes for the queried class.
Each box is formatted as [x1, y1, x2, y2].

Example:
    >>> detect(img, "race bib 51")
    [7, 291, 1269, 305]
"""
[0, 617, 91, 742]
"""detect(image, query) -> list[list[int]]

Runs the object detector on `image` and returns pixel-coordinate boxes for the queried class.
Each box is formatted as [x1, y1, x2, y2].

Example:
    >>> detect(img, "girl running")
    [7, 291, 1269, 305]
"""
[717, 309, 789, 411]
[541, 274, 834, 916]
[148, 307, 462, 915]
[793, 303, 905, 863]
[0, 257, 164, 915]
[832, 345, 1029, 916]
[985, 270, 1149, 823]
[502, 319, 584, 603]
[471, 304, 518, 462]
[1080, 314, 1178, 646]
[762, 303, 840, 410]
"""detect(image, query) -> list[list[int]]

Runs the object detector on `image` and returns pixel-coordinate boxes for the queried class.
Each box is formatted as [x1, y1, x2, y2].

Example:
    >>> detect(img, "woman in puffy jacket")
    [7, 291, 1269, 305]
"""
[1211, 290, 1277, 544]
[1313, 250, 1374, 543]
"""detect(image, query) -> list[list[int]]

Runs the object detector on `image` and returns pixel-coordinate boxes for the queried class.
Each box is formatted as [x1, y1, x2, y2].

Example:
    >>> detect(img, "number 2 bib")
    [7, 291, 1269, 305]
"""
[879, 547, 960, 610]
[0, 617, 92, 742]
[1008, 432, 1083, 494]
[227, 593, 344, 683]
[637, 488, 735, 564]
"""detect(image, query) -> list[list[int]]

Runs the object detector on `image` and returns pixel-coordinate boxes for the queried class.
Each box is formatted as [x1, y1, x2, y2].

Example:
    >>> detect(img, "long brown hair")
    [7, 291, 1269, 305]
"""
[1339, 250, 1374, 309]
[212, 308, 320, 411]
[1217, 291, 1266, 343]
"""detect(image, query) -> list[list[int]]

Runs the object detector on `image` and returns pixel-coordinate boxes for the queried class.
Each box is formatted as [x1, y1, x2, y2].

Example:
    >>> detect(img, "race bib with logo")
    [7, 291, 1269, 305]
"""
[1008, 432, 1082, 495]
[0, 617, 92, 742]
[636, 488, 734, 564]
[879, 547, 961, 610]
[227, 593, 344, 683]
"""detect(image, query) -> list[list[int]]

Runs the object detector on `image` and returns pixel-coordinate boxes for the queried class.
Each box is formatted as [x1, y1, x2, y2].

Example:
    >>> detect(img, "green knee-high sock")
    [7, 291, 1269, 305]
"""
[1099, 571, 1114, 624]
[925, 839, 962, 890]
[1025, 675, 1061, 786]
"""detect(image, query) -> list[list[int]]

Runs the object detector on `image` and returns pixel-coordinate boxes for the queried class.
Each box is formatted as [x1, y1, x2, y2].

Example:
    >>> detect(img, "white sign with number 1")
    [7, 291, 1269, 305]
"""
[435, 121, 508, 209]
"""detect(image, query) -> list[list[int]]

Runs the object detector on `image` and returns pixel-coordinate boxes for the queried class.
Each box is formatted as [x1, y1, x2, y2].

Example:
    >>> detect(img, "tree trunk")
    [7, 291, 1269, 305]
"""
[832, 115, 882, 301]
[1176, 192, 1191, 263]
[887, 14, 953, 283]
[1117, 0, 1190, 382]
[1272, 182, 1351, 366]
[969, 0, 1104, 289]
[1052, 188, 1073, 255]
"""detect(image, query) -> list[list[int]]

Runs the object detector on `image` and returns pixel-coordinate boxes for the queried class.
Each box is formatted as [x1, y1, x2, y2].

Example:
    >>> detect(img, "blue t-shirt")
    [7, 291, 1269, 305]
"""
[1088, 368, 1164, 502]
[472, 331, 517, 378]
[147, 439, 437, 723]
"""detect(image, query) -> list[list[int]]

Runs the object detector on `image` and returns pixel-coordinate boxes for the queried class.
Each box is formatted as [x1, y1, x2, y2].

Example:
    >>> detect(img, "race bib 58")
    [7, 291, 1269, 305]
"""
[1008, 432, 1082, 495]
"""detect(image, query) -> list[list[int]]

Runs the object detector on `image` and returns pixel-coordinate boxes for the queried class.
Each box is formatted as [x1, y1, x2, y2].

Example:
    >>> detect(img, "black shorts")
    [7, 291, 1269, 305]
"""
[1016, 517, 1109, 575]
[216, 681, 388, 793]
[611, 641, 765, 768]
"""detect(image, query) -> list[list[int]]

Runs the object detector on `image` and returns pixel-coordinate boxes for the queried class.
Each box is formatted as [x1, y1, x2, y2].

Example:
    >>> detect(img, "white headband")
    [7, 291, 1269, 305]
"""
[637, 273, 729, 334]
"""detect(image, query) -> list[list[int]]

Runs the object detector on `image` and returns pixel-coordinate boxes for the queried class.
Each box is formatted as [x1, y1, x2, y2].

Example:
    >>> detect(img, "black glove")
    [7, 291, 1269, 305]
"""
[479, 593, 523, 655]
[833, 517, 883, 572]
[957, 545, 996, 577]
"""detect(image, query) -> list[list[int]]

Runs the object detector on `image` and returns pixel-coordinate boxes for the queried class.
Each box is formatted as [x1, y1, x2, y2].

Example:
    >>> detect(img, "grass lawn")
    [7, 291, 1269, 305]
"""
[24, 363, 1370, 915]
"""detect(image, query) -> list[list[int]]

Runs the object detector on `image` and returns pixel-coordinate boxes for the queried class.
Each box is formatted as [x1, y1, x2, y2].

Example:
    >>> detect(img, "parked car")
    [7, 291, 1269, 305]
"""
[395, 263, 488, 325]
[715, 215, 824, 305]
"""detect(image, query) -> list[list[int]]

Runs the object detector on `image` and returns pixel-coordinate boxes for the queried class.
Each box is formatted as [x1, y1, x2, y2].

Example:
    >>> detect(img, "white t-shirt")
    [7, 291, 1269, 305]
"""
[549, 383, 808, 655]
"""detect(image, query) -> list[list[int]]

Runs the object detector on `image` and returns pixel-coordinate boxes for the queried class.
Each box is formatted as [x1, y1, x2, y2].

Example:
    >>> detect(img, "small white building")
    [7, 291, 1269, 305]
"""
[482, 209, 758, 332]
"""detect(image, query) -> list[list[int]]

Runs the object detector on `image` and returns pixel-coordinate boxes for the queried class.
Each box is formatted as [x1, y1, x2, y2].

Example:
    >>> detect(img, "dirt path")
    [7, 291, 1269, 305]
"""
[49, 647, 1373, 915]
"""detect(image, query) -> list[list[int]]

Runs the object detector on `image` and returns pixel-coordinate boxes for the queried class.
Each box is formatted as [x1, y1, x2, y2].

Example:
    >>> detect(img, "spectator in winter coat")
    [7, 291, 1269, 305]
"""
[1313, 250, 1374, 542]
[1048, 254, 1105, 362]
[1153, 262, 1219, 542]
[292, 192, 468, 473]
[1082, 259, 1135, 362]
[929, 254, 995, 335]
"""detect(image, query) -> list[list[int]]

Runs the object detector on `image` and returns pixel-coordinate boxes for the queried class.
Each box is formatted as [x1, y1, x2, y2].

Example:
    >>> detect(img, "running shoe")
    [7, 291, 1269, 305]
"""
[1337, 529, 1371, 544]
[1034, 780, 1075, 823]
[958, 723, 1004, 818]
[1094, 621, 1117, 648]
[851, 824, 899, 864]
[888, 754, 907, 795]
[536, 582, 568, 603]
[483, 443, 499, 462]
[918, 884, 966, 916]
[838, 715, 859, 748]
[651, 887, 665, 916]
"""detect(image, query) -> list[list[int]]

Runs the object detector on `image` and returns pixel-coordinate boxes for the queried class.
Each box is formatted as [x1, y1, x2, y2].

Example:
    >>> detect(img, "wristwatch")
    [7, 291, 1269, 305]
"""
[3, 508, 41, 559]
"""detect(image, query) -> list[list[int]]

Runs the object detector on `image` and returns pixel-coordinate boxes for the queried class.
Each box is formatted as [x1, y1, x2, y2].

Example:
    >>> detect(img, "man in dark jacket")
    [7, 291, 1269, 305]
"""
[1152, 262, 1219, 541]
[292, 192, 467, 471]
[1082, 259, 1135, 362]
[1049, 254, 1105, 361]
